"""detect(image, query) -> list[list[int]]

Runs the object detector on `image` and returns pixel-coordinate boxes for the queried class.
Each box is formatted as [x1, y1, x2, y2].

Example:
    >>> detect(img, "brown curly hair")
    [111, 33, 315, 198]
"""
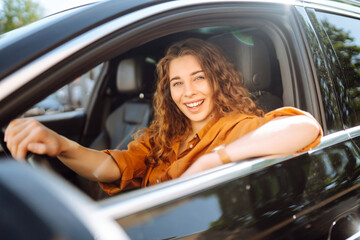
[139, 38, 263, 166]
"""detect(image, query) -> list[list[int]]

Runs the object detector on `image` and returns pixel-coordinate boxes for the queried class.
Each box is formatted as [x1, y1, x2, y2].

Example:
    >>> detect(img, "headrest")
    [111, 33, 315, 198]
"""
[207, 32, 271, 92]
[116, 57, 155, 93]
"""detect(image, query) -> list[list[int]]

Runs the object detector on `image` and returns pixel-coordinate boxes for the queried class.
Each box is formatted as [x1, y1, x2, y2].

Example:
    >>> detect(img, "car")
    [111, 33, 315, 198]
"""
[1, 0, 360, 239]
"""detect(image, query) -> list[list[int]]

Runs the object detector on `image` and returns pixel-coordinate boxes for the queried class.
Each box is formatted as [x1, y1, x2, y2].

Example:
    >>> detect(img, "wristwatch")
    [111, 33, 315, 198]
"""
[212, 144, 232, 164]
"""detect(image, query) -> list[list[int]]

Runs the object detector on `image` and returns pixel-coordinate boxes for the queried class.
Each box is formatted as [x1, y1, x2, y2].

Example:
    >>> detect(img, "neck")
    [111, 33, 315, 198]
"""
[190, 114, 215, 134]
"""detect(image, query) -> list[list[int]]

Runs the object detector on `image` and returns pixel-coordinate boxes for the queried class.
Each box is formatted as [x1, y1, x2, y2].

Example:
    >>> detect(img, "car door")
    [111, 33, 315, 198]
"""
[93, 1, 360, 240]
[304, 5, 360, 239]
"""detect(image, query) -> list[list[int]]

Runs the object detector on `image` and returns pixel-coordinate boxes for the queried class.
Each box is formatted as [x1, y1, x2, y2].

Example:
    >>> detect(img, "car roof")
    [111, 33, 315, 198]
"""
[0, 0, 156, 80]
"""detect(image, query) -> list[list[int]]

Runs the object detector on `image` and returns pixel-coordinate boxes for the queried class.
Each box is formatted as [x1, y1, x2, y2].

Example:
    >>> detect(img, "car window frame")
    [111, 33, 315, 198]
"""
[0, 0, 319, 182]
[0, 0, 334, 215]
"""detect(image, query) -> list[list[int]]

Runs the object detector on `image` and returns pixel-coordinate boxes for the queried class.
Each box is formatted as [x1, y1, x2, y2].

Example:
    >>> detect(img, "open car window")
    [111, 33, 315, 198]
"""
[23, 63, 104, 117]
[11, 23, 294, 202]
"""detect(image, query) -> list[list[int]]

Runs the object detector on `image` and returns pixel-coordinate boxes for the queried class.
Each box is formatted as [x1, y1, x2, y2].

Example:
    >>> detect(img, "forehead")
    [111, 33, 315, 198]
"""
[169, 55, 202, 77]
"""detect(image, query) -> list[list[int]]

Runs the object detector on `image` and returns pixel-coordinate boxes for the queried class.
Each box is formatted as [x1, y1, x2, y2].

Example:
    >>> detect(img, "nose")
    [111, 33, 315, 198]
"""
[184, 80, 196, 97]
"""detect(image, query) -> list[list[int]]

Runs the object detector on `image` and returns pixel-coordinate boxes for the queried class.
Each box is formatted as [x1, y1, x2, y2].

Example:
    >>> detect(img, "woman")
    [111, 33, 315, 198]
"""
[4, 39, 322, 195]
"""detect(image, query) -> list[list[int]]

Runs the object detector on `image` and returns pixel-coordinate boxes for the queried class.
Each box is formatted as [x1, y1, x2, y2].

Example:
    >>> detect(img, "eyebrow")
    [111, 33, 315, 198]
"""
[170, 70, 204, 82]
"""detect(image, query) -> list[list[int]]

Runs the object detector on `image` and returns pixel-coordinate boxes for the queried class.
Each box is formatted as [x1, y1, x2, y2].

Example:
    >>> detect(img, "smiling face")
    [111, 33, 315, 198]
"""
[169, 55, 215, 130]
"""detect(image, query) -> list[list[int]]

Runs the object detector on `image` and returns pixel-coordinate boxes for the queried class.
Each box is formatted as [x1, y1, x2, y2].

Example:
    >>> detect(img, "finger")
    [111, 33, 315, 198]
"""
[4, 119, 20, 142]
[28, 142, 60, 157]
[27, 143, 47, 155]
[9, 119, 48, 159]
[20, 127, 61, 158]
[6, 119, 42, 158]
[4, 119, 29, 142]
[5, 119, 37, 143]
[15, 134, 38, 160]
[16, 122, 56, 159]
[7, 122, 36, 157]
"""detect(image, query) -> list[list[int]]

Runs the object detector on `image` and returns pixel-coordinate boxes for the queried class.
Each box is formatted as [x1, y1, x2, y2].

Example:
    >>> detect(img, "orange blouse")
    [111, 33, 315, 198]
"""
[99, 107, 322, 195]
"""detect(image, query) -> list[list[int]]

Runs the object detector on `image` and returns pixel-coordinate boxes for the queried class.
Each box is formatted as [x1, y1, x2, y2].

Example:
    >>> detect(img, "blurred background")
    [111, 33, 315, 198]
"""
[0, 0, 103, 116]
[0, 0, 100, 34]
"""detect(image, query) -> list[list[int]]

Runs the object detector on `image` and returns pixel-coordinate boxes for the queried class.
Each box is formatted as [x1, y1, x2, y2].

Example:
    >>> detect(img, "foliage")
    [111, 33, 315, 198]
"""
[0, 0, 44, 34]
[320, 17, 360, 125]
[322, 20, 360, 78]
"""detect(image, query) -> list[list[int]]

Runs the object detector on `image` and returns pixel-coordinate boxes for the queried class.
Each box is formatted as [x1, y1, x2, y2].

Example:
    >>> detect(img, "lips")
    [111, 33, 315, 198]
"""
[184, 99, 204, 112]
[185, 99, 204, 108]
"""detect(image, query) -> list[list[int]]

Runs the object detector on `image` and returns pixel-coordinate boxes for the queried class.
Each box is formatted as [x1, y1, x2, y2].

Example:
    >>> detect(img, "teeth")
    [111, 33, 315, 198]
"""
[186, 100, 204, 108]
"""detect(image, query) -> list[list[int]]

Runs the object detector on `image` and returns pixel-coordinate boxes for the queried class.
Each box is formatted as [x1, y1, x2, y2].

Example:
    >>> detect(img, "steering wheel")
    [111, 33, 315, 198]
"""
[26, 153, 55, 168]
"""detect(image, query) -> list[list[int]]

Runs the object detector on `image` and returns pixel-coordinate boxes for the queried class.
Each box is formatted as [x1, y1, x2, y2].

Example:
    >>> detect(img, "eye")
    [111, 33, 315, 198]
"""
[195, 76, 205, 81]
[172, 81, 182, 87]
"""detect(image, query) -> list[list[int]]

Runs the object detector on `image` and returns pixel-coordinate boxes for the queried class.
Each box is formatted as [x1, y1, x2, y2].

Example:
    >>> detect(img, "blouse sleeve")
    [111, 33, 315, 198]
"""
[223, 107, 323, 153]
[98, 134, 151, 195]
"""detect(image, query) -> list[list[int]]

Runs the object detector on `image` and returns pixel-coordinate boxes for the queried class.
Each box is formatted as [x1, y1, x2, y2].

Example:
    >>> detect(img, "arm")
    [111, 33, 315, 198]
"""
[4, 118, 120, 182]
[182, 115, 321, 177]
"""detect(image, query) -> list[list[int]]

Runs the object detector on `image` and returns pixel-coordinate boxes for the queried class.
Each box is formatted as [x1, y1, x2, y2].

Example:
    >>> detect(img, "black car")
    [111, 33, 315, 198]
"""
[1, 0, 360, 239]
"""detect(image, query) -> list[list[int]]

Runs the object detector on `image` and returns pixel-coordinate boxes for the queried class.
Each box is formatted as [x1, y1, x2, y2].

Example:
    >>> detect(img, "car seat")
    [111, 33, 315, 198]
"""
[208, 31, 283, 112]
[81, 56, 155, 200]
[90, 57, 155, 150]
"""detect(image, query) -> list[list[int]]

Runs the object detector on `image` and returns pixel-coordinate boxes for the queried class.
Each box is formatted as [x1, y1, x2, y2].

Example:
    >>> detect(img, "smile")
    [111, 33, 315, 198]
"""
[185, 100, 204, 108]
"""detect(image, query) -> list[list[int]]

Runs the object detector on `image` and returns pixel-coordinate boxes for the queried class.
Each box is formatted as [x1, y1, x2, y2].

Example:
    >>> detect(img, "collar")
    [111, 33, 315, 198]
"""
[196, 114, 220, 140]
[172, 114, 220, 156]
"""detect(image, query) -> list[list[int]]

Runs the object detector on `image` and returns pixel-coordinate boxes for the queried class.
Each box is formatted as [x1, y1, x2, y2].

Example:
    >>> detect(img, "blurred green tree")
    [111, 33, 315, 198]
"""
[0, 0, 44, 34]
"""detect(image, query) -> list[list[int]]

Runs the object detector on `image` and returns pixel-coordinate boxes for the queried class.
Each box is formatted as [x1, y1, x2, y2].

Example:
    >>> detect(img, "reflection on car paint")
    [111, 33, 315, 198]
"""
[297, 7, 343, 133]
[313, 11, 360, 129]
[118, 140, 360, 239]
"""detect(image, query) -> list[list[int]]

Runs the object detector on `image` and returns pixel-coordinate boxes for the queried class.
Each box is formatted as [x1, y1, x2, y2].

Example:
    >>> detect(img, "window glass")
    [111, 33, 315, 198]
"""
[23, 63, 103, 117]
[315, 11, 360, 127]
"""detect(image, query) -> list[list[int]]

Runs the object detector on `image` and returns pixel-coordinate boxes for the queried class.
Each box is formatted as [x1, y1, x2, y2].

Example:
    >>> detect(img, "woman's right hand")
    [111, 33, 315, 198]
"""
[4, 118, 120, 182]
[4, 118, 67, 160]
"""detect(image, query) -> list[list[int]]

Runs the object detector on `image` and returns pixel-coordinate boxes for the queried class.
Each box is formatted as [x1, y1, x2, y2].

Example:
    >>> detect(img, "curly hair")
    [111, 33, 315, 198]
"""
[138, 38, 263, 166]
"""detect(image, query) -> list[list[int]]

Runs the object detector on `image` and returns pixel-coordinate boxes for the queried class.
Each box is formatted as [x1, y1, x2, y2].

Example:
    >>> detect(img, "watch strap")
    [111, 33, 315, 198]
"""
[214, 145, 231, 164]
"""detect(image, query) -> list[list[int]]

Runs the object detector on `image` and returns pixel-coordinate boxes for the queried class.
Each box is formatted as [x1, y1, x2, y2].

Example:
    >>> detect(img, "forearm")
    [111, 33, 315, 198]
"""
[57, 136, 121, 182]
[225, 115, 320, 161]
[182, 115, 320, 176]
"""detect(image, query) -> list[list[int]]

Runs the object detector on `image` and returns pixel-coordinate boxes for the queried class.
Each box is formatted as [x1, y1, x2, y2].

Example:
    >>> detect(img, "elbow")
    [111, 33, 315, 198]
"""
[301, 115, 321, 140]
[290, 115, 321, 151]
[93, 163, 121, 183]
[95, 173, 121, 183]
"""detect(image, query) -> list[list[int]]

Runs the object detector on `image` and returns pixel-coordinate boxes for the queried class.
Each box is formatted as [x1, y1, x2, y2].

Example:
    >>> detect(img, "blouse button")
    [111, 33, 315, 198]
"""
[189, 144, 193, 149]
[156, 179, 160, 183]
